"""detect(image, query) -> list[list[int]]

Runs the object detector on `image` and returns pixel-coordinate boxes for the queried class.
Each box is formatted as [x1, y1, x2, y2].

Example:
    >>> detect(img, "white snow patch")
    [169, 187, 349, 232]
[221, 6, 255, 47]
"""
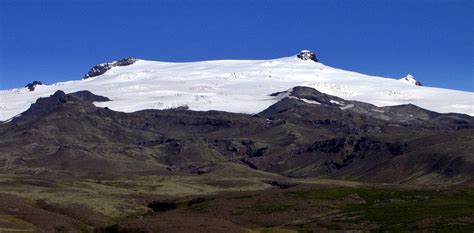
[289, 96, 321, 105]
[340, 104, 355, 110]
[300, 98, 321, 105]
[372, 109, 385, 113]
[330, 100, 344, 105]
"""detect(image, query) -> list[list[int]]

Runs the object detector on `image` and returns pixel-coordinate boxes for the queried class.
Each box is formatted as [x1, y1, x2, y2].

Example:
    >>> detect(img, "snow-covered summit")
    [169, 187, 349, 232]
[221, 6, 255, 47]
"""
[400, 74, 423, 86]
[0, 52, 473, 121]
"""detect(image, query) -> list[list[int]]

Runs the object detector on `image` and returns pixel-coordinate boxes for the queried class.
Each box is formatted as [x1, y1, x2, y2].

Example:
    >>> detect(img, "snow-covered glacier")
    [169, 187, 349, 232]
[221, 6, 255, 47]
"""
[1, 53, 473, 121]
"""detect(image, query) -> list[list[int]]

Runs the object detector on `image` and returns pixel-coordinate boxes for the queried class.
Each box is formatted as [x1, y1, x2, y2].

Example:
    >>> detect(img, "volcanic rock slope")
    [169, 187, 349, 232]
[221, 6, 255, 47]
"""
[1, 51, 473, 121]
[1, 87, 473, 184]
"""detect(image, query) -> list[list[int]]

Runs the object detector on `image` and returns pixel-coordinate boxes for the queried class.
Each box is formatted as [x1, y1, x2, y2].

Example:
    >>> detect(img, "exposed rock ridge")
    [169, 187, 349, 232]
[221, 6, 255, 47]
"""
[83, 57, 138, 79]
[297, 50, 318, 62]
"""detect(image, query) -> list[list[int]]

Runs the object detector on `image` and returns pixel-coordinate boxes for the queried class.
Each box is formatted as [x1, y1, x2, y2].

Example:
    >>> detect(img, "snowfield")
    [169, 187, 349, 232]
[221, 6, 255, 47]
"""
[1, 55, 473, 121]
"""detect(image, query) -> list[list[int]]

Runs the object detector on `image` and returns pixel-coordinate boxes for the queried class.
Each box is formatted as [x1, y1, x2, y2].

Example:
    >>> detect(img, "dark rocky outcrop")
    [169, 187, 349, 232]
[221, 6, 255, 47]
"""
[115, 57, 138, 66]
[68, 90, 111, 102]
[83, 63, 112, 79]
[297, 50, 318, 62]
[12, 90, 110, 124]
[83, 57, 138, 79]
[25, 81, 43, 91]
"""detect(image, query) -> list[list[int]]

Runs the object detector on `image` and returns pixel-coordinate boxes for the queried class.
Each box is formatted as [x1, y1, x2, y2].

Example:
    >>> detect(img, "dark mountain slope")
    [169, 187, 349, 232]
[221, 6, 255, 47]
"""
[0, 87, 472, 184]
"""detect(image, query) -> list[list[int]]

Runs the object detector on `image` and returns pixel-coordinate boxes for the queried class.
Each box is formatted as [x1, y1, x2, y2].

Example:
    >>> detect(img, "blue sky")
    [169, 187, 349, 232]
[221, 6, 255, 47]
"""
[0, 0, 472, 91]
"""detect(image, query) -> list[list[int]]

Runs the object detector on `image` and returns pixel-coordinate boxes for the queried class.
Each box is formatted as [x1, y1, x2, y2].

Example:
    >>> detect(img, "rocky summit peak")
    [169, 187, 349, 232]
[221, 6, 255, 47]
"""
[83, 57, 138, 79]
[297, 50, 318, 62]
[401, 74, 422, 86]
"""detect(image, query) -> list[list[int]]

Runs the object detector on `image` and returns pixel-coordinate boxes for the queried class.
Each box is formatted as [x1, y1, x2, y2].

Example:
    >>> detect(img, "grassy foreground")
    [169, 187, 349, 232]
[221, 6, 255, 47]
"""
[0, 174, 473, 232]
[286, 187, 474, 231]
